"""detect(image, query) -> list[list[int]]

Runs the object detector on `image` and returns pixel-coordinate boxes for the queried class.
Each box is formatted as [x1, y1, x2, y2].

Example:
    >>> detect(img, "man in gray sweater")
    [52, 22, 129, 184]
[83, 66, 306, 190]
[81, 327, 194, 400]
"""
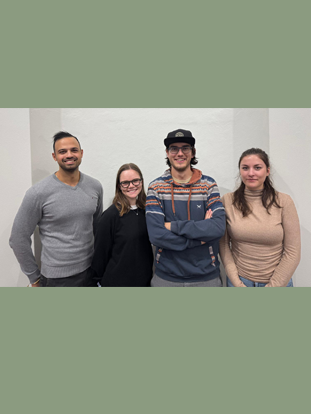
[9, 131, 103, 287]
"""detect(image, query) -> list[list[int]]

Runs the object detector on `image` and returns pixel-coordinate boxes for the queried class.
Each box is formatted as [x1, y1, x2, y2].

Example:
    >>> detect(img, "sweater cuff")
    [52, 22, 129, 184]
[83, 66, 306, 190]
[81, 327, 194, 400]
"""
[170, 221, 178, 234]
[28, 269, 41, 284]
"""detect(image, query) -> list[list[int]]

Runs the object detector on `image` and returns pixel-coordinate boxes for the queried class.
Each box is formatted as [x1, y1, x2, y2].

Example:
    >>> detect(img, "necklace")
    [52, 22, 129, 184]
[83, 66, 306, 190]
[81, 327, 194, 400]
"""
[130, 205, 139, 215]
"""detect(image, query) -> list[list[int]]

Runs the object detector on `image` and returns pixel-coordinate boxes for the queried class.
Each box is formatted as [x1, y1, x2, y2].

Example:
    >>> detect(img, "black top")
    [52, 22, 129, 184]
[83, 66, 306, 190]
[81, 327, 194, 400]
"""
[91, 204, 154, 287]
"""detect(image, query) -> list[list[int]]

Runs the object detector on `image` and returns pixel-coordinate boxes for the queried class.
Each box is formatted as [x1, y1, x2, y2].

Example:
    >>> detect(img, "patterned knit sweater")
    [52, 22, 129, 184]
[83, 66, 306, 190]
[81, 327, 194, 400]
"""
[146, 168, 225, 282]
[219, 190, 301, 287]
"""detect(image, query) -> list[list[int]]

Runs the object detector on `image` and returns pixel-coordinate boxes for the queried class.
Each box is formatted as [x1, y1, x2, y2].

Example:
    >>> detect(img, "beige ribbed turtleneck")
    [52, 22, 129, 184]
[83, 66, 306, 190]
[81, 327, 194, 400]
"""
[219, 190, 301, 287]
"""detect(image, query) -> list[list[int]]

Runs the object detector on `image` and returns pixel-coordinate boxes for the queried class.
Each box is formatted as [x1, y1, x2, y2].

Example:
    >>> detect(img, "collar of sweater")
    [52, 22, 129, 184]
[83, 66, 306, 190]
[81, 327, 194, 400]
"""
[165, 168, 202, 186]
[244, 189, 263, 200]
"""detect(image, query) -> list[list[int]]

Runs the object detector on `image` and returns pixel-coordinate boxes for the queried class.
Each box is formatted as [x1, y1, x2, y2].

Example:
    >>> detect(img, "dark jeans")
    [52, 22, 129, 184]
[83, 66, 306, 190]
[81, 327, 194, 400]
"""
[40, 268, 92, 287]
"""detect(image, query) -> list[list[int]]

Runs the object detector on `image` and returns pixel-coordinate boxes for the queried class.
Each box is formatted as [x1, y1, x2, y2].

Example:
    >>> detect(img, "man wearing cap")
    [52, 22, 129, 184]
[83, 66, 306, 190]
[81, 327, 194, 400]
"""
[146, 129, 226, 287]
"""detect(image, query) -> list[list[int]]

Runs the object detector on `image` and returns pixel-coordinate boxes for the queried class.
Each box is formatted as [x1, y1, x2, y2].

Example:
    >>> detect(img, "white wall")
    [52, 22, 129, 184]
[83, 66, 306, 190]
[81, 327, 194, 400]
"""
[0, 109, 32, 287]
[269, 109, 311, 287]
[30, 108, 237, 206]
[30, 108, 270, 203]
[2, 108, 309, 286]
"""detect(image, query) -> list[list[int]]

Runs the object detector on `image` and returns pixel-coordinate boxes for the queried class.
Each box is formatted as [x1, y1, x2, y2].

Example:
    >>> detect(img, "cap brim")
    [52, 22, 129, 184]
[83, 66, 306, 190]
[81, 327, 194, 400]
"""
[164, 137, 195, 147]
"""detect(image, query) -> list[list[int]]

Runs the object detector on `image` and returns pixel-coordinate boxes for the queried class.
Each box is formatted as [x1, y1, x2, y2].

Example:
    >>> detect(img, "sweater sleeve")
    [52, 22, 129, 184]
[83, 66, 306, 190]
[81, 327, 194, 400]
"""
[90, 206, 117, 285]
[9, 187, 42, 284]
[146, 188, 201, 251]
[170, 208, 226, 242]
[266, 195, 301, 287]
[167, 181, 226, 242]
[219, 195, 245, 287]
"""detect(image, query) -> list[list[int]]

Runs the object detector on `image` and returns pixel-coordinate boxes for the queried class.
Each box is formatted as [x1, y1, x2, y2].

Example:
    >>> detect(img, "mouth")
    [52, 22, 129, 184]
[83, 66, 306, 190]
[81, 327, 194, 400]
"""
[64, 158, 77, 164]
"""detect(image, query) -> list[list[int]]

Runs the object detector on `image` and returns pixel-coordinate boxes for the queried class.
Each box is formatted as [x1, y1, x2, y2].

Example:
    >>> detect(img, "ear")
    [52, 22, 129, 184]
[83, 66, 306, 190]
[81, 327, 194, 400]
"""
[52, 152, 57, 161]
[266, 167, 270, 176]
[80, 149, 84, 158]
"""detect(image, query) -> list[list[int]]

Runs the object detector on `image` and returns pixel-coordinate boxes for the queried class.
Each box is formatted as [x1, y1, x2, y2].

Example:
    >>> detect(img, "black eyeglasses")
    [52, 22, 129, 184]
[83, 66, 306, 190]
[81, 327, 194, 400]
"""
[120, 179, 142, 188]
[168, 145, 192, 155]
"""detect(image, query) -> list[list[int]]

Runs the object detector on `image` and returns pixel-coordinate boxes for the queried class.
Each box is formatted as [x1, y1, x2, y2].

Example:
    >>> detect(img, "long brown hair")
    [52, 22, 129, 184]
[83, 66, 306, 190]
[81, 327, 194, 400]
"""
[113, 163, 146, 217]
[233, 148, 281, 217]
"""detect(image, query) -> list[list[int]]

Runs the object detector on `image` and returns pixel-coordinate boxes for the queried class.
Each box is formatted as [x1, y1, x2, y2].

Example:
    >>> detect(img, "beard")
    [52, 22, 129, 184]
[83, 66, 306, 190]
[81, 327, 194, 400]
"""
[170, 159, 191, 173]
[59, 158, 81, 172]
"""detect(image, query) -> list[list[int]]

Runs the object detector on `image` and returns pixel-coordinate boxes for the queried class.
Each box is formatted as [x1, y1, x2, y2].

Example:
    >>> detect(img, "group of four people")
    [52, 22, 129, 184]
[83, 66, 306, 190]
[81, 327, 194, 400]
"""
[9, 129, 301, 287]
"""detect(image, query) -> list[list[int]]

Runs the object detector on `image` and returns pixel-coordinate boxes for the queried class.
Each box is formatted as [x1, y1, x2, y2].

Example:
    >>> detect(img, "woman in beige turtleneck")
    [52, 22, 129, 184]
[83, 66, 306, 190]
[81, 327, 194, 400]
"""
[219, 148, 301, 287]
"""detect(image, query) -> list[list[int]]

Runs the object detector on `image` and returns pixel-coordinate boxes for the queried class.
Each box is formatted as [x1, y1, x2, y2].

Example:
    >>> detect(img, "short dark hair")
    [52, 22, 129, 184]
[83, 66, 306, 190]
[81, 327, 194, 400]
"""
[165, 146, 198, 167]
[53, 131, 81, 152]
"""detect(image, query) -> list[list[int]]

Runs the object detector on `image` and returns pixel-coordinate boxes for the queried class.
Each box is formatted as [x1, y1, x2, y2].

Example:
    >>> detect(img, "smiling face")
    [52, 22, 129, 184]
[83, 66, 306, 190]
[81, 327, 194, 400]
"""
[52, 137, 83, 172]
[119, 169, 142, 205]
[166, 142, 194, 174]
[240, 154, 270, 191]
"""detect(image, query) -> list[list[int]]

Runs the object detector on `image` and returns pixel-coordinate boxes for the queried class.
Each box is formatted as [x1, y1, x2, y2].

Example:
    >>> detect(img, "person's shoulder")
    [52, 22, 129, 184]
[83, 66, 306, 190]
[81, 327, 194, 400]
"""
[148, 170, 171, 188]
[276, 192, 295, 207]
[80, 172, 103, 190]
[276, 191, 291, 201]
[199, 171, 218, 185]
[26, 174, 56, 196]
[19, 176, 57, 207]
[96, 205, 120, 232]
[33, 174, 55, 187]
[221, 191, 234, 206]
[102, 204, 120, 220]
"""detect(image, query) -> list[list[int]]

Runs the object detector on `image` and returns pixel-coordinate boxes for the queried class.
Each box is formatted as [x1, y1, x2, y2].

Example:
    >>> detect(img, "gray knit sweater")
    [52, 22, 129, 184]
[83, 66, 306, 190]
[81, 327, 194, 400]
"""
[9, 173, 103, 283]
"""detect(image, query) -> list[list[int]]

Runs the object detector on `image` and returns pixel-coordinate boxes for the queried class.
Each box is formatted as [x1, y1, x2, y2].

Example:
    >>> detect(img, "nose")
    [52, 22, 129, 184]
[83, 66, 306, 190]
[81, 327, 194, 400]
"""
[176, 148, 184, 155]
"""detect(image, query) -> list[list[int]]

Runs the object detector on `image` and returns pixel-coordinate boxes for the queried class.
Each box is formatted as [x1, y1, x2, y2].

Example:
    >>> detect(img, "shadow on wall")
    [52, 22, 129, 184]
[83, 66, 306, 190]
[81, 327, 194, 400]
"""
[34, 226, 42, 272]
[218, 186, 233, 198]
[299, 227, 310, 287]
[216, 186, 231, 287]
[32, 168, 53, 186]
[270, 172, 308, 287]
[270, 173, 296, 200]
[219, 261, 227, 287]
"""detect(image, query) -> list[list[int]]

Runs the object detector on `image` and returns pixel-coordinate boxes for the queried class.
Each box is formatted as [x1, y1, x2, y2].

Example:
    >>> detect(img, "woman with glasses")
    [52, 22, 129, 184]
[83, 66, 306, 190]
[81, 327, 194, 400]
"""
[219, 148, 301, 287]
[90, 163, 153, 286]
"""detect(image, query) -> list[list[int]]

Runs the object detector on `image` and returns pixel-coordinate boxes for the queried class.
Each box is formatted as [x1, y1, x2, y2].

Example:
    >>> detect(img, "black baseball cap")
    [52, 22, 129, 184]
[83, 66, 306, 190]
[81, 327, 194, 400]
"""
[164, 129, 195, 148]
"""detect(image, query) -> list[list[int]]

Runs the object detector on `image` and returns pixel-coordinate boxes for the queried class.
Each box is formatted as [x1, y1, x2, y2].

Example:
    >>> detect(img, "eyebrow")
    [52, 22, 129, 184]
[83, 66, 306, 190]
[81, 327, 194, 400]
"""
[58, 147, 79, 152]
[241, 163, 263, 167]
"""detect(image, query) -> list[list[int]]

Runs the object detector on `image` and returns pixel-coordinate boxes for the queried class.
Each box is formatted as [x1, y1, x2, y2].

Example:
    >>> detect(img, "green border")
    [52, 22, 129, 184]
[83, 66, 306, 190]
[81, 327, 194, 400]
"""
[2, 1, 310, 413]
[1, 0, 311, 107]
[1, 288, 310, 414]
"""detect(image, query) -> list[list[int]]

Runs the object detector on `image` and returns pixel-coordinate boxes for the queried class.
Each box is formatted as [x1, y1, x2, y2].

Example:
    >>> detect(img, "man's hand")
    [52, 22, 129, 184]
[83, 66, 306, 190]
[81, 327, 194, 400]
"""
[201, 210, 212, 243]
[28, 279, 41, 287]
[166, 210, 212, 243]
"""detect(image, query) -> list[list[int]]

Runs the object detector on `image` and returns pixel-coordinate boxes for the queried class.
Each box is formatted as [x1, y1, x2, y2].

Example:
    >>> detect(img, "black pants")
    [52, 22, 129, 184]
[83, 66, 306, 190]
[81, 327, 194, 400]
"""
[40, 268, 91, 287]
